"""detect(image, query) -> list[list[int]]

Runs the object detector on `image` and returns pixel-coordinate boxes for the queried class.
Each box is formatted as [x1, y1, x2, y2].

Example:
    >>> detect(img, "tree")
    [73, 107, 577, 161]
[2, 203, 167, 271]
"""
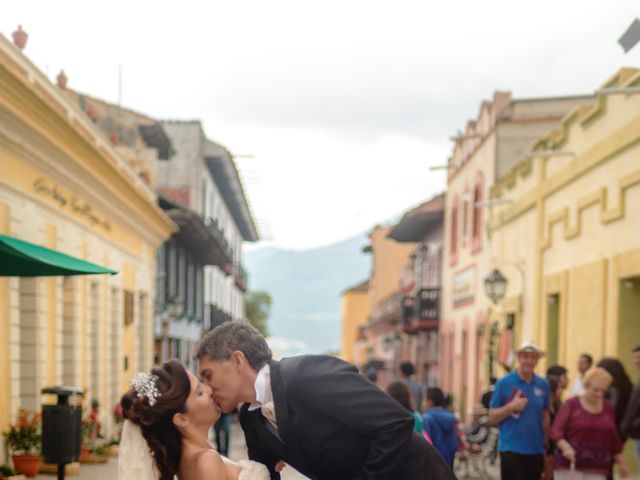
[245, 290, 272, 337]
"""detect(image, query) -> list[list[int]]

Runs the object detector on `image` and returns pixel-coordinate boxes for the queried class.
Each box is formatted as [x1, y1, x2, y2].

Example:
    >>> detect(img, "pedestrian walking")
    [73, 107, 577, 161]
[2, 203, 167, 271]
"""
[214, 412, 233, 456]
[386, 380, 424, 434]
[480, 377, 497, 411]
[400, 361, 425, 413]
[571, 354, 593, 397]
[547, 365, 569, 392]
[621, 345, 640, 469]
[423, 387, 458, 468]
[489, 341, 550, 480]
[544, 375, 563, 480]
[550, 367, 628, 480]
[596, 357, 633, 441]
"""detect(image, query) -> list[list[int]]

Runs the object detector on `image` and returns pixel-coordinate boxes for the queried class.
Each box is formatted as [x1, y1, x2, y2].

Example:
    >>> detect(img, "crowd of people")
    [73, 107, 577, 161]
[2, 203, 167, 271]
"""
[376, 344, 640, 480]
[117, 317, 640, 479]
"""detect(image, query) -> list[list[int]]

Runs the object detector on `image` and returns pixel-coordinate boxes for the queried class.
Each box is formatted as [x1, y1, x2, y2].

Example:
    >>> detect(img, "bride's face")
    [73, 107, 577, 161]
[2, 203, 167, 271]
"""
[183, 370, 221, 427]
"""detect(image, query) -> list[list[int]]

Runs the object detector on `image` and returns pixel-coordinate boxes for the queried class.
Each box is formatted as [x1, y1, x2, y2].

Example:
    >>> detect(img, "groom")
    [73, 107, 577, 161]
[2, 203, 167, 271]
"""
[195, 322, 455, 479]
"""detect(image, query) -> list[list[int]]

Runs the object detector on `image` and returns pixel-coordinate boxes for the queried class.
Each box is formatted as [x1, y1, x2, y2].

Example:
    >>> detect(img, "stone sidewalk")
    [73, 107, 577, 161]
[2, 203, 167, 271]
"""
[30, 422, 639, 480]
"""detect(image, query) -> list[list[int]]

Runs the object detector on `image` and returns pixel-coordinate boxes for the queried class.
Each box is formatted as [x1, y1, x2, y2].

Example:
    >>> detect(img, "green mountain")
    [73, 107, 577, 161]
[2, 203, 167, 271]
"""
[244, 233, 371, 356]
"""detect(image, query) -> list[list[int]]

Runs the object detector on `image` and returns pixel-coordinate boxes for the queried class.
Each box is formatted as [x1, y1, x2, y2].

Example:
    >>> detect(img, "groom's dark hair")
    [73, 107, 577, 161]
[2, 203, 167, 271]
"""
[194, 321, 272, 370]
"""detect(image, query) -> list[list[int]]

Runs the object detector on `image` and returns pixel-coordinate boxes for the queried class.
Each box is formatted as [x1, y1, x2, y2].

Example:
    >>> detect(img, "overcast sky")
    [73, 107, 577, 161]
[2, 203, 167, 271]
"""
[4, 1, 639, 250]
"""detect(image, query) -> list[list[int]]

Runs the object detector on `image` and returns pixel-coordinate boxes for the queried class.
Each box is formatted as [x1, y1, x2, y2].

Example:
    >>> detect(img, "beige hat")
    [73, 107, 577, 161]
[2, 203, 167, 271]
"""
[516, 341, 545, 357]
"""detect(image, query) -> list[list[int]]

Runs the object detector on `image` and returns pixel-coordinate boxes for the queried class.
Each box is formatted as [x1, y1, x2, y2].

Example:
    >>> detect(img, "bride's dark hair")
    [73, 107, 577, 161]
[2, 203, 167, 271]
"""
[121, 359, 190, 480]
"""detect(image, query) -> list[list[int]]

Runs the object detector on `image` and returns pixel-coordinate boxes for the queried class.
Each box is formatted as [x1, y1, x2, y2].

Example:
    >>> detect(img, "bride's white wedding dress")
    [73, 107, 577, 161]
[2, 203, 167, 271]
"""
[118, 420, 270, 480]
[235, 460, 271, 480]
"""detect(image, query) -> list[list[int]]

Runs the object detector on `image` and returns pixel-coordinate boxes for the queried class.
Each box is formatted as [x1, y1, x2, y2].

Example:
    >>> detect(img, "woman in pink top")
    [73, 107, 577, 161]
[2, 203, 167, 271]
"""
[550, 367, 628, 480]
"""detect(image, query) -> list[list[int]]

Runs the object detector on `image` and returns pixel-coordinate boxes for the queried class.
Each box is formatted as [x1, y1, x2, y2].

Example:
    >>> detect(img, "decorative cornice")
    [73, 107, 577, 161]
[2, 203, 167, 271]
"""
[0, 34, 175, 241]
[0, 108, 174, 247]
[532, 68, 640, 152]
[541, 168, 640, 250]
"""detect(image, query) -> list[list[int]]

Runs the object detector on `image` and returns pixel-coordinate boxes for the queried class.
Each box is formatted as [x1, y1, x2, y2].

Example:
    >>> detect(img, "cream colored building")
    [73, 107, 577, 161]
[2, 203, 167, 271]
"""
[441, 91, 593, 419]
[488, 68, 640, 384]
[0, 33, 174, 456]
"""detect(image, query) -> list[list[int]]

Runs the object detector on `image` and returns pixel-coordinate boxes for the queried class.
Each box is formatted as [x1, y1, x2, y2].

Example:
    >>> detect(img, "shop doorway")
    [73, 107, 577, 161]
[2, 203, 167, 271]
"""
[618, 277, 640, 375]
[546, 294, 560, 366]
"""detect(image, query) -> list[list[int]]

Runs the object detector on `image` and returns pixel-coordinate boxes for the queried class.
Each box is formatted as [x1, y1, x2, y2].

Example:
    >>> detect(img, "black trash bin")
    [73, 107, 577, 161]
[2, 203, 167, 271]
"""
[41, 386, 84, 480]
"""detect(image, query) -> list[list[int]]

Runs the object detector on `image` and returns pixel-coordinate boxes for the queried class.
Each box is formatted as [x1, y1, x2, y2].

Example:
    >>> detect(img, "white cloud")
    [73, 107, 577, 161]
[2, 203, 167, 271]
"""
[4, 0, 639, 249]
[267, 336, 313, 358]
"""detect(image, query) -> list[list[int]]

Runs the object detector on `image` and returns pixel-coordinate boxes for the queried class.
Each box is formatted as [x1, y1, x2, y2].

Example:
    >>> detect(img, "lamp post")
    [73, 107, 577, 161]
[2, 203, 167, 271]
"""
[484, 269, 507, 305]
[484, 269, 508, 381]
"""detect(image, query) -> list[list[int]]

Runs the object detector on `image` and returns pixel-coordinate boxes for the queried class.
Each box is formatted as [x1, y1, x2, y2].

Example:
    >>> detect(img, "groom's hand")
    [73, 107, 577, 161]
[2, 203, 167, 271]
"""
[275, 461, 286, 472]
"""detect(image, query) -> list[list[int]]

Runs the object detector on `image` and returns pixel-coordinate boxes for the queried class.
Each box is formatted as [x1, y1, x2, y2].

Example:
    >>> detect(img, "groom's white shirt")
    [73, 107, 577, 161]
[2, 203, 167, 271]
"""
[247, 364, 280, 437]
[248, 364, 270, 411]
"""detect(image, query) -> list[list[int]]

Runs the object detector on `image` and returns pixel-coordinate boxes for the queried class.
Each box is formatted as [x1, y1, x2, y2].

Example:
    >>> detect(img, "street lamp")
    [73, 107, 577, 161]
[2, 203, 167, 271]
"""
[484, 269, 507, 305]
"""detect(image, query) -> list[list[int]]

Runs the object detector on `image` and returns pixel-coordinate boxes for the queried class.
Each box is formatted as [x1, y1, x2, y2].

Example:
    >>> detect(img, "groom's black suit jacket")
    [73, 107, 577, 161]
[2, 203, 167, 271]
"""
[238, 355, 455, 480]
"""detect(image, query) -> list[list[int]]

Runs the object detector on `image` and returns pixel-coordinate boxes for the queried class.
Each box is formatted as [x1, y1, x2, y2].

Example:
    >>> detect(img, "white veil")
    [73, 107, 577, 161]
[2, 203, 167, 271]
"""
[117, 419, 270, 480]
[118, 420, 160, 479]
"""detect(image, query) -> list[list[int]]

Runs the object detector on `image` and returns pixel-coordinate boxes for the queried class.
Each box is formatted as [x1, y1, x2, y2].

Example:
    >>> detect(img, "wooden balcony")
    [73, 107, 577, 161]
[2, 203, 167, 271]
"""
[402, 287, 440, 334]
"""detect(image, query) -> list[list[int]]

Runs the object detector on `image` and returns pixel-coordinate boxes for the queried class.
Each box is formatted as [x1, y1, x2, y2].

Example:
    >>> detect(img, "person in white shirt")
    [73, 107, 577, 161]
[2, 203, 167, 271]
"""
[570, 353, 593, 397]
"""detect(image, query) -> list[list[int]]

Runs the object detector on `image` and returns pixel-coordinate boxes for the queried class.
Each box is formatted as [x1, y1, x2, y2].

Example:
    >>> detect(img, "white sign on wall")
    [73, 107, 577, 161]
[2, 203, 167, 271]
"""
[453, 266, 477, 306]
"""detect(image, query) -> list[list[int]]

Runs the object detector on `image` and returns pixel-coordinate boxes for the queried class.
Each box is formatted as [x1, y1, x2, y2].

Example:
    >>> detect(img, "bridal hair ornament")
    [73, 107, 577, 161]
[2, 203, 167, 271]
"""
[131, 372, 160, 406]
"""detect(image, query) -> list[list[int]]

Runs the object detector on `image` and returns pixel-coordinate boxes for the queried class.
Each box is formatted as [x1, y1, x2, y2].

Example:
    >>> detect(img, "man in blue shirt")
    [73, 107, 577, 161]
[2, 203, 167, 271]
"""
[489, 341, 550, 480]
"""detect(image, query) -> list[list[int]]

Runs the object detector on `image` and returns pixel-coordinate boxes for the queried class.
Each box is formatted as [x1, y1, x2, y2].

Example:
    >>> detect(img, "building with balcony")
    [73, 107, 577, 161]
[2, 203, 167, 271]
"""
[56, 85, 229, 371]
[388, 193, 445, 387]
[355, 225, 416, 388]
[154, 121, 258, 365]
[153, 193, 232, 368]
[60, 92, 258, 370]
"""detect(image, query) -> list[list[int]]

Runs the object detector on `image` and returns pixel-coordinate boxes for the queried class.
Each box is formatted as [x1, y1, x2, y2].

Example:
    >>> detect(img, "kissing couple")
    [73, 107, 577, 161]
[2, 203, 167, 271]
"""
[118, 322, 456, 480]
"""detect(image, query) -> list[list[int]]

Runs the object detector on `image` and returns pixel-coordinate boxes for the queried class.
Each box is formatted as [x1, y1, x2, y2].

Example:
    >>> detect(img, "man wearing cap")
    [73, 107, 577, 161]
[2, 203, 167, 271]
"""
[489, 341, 550, 480]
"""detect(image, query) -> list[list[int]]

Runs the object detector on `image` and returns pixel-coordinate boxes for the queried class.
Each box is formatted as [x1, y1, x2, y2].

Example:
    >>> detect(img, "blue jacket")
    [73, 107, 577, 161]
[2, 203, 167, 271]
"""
[422, 407, 459, 465]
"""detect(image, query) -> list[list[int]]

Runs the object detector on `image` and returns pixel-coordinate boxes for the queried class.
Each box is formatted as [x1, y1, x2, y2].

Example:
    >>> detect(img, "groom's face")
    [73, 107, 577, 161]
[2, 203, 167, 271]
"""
[199, 353, 252, 413]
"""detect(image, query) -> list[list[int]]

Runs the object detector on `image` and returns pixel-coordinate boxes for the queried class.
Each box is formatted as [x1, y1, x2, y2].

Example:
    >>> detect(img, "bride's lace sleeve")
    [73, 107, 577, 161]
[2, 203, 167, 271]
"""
[237, 460, 271, 480]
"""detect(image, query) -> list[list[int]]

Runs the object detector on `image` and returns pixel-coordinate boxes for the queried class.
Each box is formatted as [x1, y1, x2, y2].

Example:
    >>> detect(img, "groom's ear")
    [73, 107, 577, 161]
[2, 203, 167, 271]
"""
[230, 350, 247, 369]
[172, 412, 189, 430]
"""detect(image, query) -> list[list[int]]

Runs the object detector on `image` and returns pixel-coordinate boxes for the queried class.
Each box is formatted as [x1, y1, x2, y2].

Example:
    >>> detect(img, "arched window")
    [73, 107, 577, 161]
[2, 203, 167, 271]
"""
[471, 171, 484, 253]
[462, 186, 470, 247]
[450, 195, 459, 265]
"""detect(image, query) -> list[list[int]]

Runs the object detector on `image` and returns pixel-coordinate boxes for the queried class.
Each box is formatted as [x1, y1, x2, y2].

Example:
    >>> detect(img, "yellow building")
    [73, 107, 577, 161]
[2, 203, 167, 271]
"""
[340, 280, 370, 364]
[488, 68, 640, 382]
[368, 225, 417, 310]
[355, 226, 416, 386]
[441, 91, 593, 419]
[0, 32, 175, 454]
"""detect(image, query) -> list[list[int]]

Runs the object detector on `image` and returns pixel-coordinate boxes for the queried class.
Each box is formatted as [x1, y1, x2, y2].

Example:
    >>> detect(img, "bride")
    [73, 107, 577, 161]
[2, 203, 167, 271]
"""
[118, 359, 270, 480]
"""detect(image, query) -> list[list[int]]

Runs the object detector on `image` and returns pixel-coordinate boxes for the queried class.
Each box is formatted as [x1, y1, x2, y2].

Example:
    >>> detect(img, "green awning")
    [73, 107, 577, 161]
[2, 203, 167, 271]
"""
[0, 234, 118, 277]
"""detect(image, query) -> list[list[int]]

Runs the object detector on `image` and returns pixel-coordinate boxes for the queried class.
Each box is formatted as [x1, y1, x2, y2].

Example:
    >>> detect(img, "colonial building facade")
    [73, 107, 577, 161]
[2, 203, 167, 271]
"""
[155, 121, 258, 366]
[351, 226, 415, 388]
[487, 68, 640, 384]
[388, 193, 445, 388]
[441, 91, 593, 419]
[340, 279, 370, 365]
[0, 32, 175, 455]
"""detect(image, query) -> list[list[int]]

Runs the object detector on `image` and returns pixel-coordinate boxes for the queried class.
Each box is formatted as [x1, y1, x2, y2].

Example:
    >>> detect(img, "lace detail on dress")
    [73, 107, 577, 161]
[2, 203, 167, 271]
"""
[237, 460, 271, 480]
